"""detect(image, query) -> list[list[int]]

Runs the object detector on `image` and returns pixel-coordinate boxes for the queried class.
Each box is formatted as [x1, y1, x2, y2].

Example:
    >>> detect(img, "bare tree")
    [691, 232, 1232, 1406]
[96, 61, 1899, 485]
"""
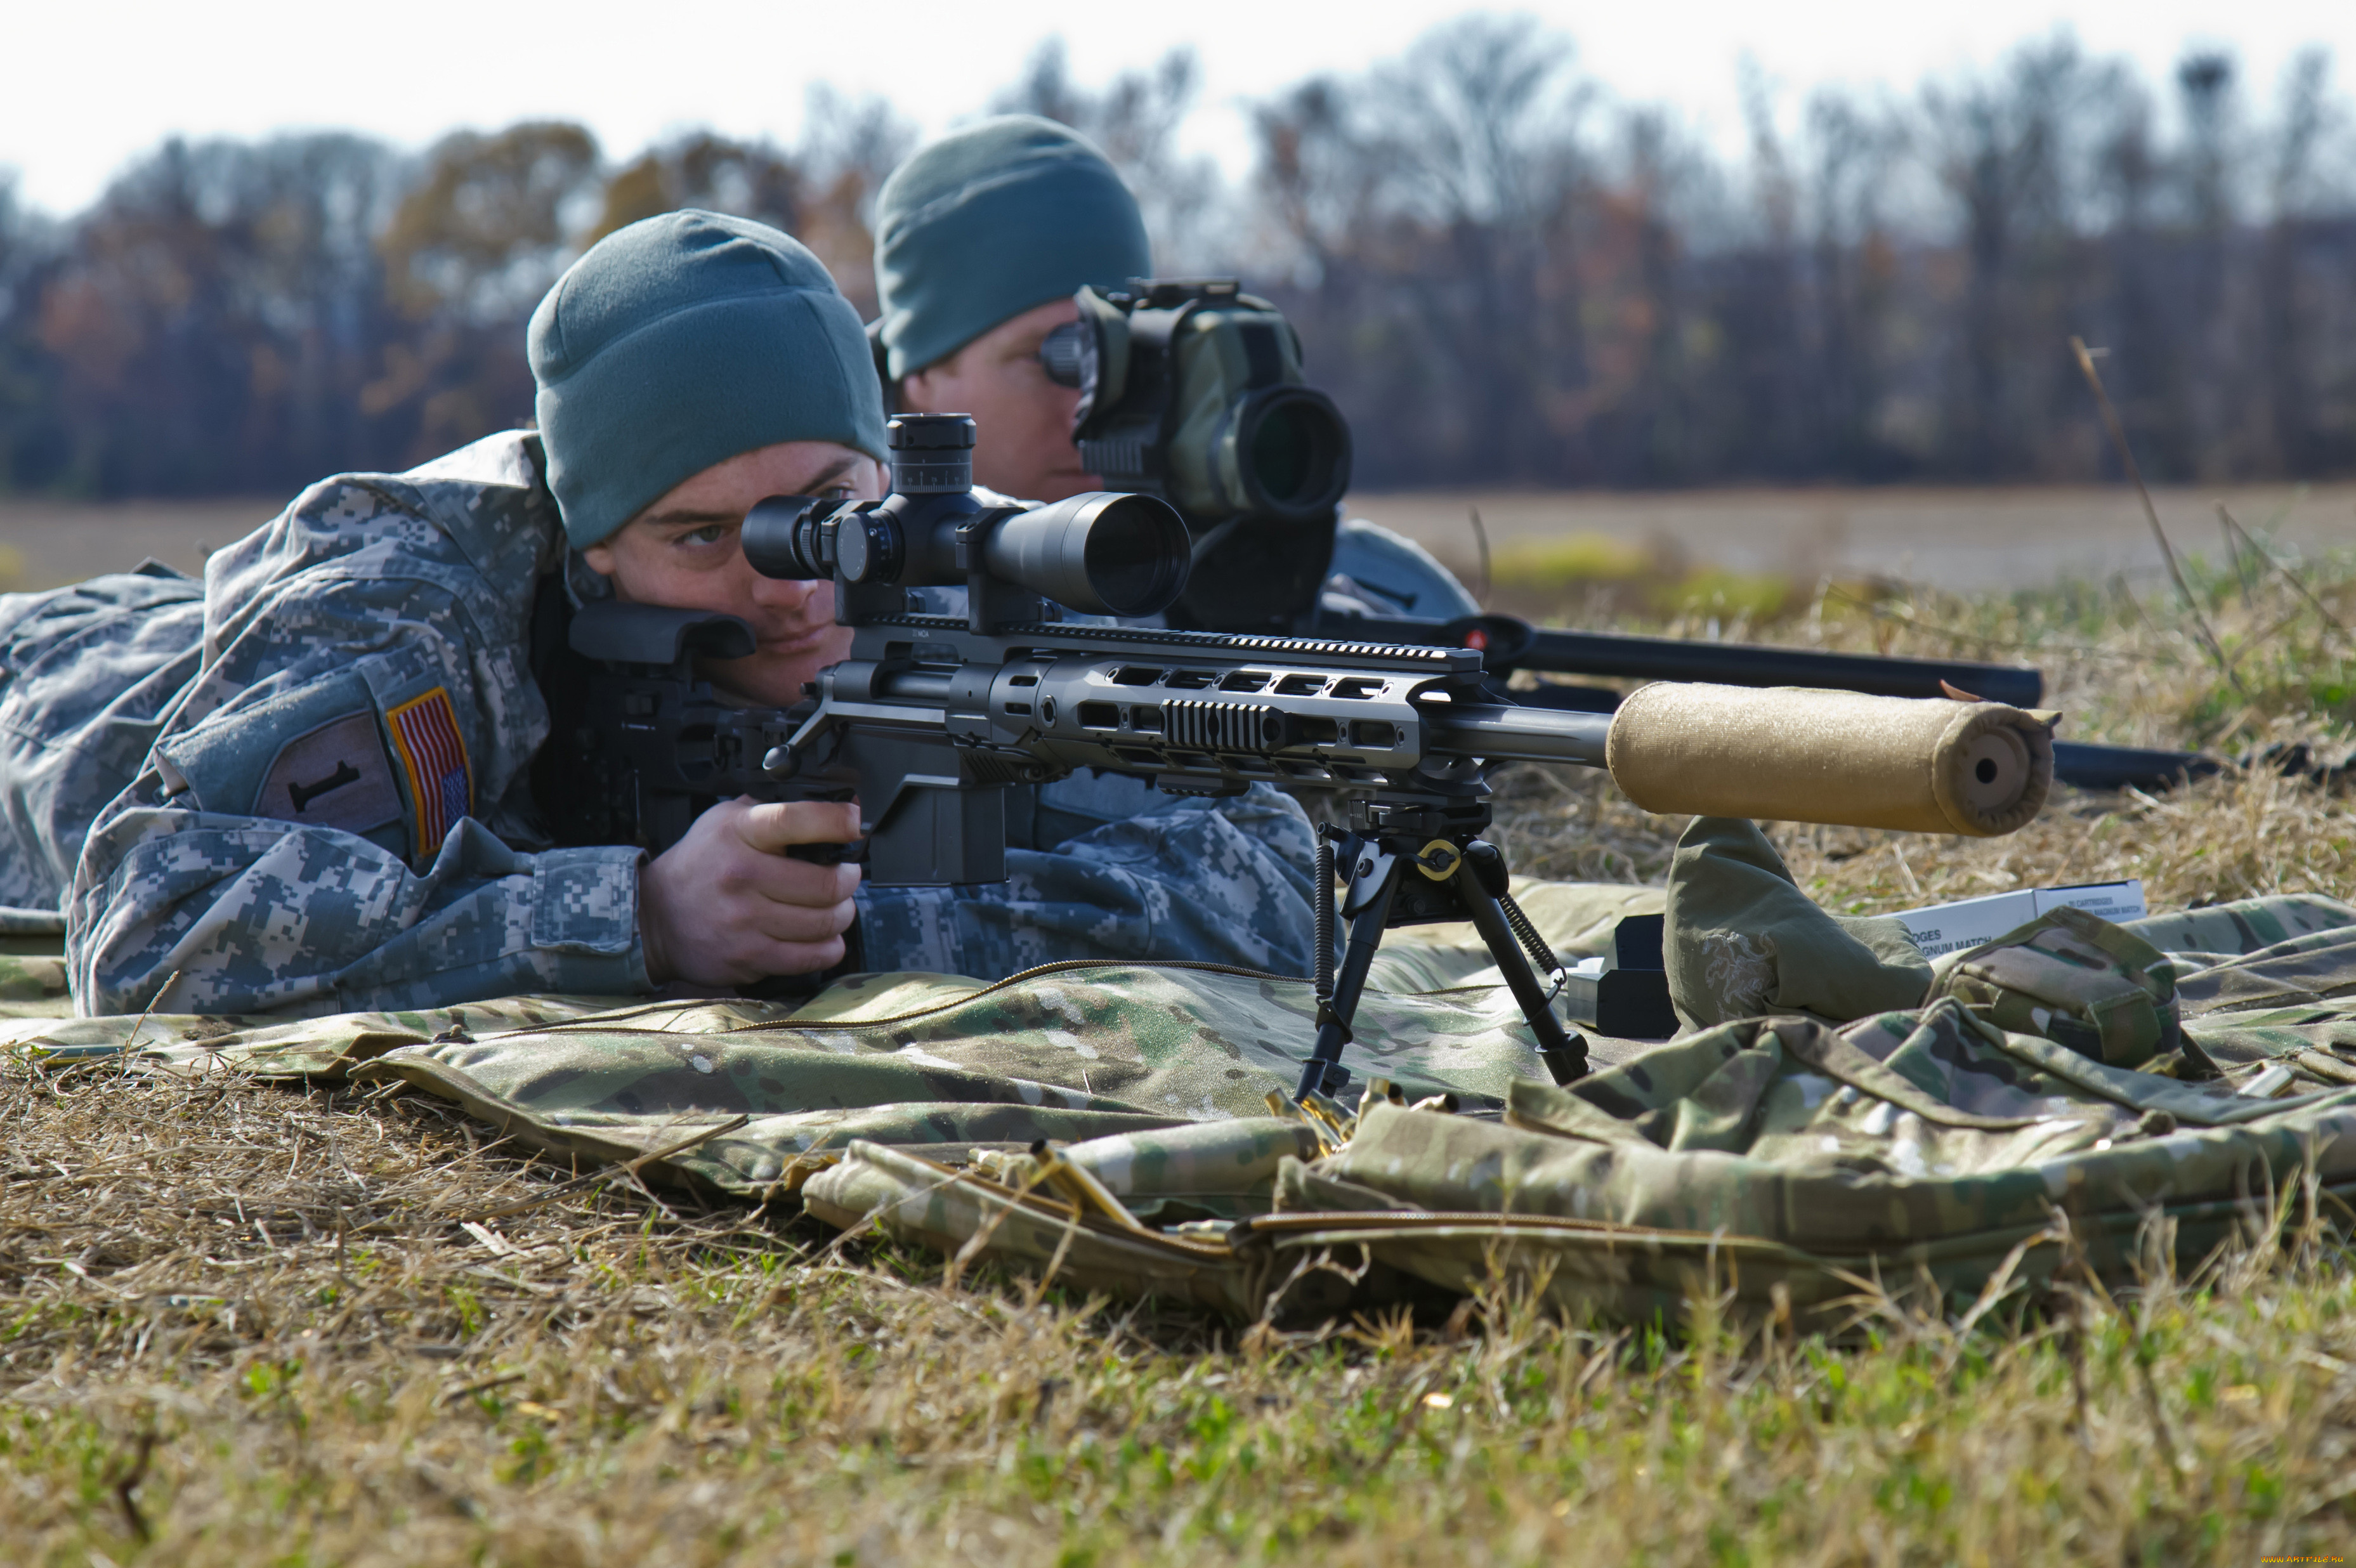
[5, 29, 2356, 499]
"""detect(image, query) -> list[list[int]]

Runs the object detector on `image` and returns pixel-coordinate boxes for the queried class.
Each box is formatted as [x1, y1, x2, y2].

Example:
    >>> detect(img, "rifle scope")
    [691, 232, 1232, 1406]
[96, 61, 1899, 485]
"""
[741, 414, 1191, 618]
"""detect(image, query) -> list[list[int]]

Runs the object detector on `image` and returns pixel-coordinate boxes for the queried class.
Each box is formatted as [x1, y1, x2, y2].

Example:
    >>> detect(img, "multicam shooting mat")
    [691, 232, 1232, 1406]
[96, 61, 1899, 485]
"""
[13, 858, 2356, 1328]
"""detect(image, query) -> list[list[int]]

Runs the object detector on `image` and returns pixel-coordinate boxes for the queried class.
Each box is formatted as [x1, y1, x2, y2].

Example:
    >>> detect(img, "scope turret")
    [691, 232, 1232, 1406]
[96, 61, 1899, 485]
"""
[886, 410, 974, 493]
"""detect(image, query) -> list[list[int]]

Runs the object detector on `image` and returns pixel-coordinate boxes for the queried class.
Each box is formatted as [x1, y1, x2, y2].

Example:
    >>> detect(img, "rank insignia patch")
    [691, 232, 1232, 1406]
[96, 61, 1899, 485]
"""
[256, 711, 403, 837]
[385, 687, 473, 853]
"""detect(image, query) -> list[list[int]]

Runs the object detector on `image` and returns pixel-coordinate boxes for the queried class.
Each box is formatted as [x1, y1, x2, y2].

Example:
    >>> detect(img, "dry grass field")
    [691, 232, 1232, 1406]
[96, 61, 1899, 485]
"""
[1353, 480, 2356, 599]
[7, 492, 2356, 1562]
[0, 497, 279, 593]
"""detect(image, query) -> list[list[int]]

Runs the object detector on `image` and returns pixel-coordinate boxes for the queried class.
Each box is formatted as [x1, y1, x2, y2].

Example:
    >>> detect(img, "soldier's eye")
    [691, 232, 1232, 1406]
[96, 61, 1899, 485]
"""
[685, 524, 727, 546]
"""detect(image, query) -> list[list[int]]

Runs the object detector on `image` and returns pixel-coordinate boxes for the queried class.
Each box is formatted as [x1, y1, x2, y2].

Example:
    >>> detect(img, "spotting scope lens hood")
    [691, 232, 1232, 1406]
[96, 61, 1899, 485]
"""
[1229, 382, 1352, 523]
[988, 492, 1191, 618]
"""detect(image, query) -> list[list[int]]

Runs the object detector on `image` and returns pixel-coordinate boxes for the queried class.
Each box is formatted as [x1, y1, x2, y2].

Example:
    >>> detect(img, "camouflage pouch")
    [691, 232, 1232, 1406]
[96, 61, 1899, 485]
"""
[0, 953, 68, 1003]
[1927, 905, 2183, 1069]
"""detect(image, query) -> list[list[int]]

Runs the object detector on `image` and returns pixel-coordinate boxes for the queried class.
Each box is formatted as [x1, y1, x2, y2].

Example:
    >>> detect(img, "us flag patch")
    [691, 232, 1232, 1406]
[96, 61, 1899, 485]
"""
[385, 687, 473, 853]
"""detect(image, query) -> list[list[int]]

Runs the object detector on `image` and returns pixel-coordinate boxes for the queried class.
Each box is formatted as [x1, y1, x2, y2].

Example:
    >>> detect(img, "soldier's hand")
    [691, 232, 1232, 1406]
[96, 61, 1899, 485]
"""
[639, 797, 863, 984]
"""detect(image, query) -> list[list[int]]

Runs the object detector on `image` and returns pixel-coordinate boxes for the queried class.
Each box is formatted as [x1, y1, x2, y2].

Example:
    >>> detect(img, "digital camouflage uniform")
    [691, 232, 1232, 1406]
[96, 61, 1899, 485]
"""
[0, 430, 1318, 1018]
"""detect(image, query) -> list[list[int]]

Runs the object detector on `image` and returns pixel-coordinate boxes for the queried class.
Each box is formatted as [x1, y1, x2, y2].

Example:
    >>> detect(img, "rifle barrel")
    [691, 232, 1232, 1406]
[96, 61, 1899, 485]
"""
[1425, 703, 1612, 768]
[2050, 740, 2216, 790]
[1323, 615, 2045, 708]
[1517, 628, 2042, 706]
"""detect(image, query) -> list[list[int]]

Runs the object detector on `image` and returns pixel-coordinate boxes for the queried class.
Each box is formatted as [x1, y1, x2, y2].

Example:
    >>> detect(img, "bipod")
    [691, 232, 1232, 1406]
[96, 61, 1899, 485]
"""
[1295, 821, 1590, 1105]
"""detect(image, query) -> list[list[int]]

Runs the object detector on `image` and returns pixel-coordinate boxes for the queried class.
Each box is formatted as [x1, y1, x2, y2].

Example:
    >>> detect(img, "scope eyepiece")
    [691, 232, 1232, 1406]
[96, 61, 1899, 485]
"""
[1038, 321, 1086, 389]
[742, 495, 910, 585]
[741, 495, 829, 579]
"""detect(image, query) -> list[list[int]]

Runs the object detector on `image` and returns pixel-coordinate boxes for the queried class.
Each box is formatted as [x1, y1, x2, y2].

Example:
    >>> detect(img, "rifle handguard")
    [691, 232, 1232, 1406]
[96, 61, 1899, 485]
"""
[1604, 683, 2056, 837]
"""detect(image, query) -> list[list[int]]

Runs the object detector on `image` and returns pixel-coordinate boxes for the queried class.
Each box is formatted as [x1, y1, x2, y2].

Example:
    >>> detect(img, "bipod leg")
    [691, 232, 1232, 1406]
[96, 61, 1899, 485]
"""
[1295, 845, 1403, 1105]
[1448, 844, 1590, 1085]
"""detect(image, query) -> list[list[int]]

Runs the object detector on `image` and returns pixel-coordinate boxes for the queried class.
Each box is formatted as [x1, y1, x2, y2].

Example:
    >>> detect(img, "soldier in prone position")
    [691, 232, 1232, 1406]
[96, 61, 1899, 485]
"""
[0, 211, 1321, 1018]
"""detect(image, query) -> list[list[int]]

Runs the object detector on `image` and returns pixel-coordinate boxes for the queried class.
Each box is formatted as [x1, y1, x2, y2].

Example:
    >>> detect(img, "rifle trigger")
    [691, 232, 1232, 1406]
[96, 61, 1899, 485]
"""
[787, 840, 870, 867]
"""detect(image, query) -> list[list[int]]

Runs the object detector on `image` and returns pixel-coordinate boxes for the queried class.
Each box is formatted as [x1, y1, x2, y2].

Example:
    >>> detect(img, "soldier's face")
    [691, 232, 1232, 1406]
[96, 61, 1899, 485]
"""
[582, 440, 886, 708]
[900, 297, 1097, 503]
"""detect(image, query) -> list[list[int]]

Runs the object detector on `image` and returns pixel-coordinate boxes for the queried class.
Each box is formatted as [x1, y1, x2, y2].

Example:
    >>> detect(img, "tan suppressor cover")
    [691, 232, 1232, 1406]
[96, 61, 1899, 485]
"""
[1604, 683, 2054, 837]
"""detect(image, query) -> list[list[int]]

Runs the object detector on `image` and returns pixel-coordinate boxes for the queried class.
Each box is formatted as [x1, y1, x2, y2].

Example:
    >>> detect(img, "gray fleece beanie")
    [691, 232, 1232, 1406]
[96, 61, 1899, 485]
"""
[872, 117, 1153, 380]
[529, 209, 890, 549]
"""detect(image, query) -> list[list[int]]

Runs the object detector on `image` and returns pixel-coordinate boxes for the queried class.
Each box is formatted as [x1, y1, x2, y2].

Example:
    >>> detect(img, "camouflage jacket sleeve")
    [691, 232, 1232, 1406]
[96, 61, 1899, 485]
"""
[854, 782, 1320, 981]
[65, 434, 650, 1017]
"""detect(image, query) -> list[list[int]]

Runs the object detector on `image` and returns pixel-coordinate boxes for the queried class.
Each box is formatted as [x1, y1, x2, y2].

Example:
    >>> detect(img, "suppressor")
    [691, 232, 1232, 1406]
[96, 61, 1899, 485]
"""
[1430, 684, 2053, 835]
[1601, 683, 2054, 836]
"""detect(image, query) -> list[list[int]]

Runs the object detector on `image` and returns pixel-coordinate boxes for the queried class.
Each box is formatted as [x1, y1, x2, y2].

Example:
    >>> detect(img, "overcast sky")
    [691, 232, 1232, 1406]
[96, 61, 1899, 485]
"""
[3, 0, 2347, 218]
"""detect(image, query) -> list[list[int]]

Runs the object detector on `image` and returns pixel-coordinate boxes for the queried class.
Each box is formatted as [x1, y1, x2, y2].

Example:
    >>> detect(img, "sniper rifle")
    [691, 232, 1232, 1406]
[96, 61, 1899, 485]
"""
[1023, 273, 2204, 790]
[553, 415, 2055, 1104]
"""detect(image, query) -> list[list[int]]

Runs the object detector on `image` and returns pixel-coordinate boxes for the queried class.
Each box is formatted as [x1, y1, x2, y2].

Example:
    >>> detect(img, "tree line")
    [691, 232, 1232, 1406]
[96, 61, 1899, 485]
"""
[1, 16, 2352, 499]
